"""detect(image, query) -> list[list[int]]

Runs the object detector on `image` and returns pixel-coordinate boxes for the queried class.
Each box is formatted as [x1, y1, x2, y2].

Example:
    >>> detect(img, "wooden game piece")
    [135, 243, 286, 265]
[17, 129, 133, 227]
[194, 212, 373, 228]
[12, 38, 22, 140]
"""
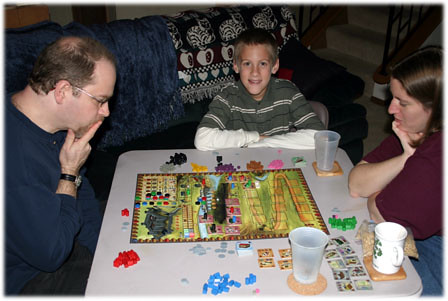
[246, 160, 264, 171]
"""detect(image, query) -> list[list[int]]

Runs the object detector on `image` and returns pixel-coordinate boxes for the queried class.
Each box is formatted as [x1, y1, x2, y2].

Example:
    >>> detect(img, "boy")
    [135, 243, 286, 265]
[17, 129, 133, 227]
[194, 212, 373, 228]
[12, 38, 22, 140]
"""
[194, 28, 324, 151]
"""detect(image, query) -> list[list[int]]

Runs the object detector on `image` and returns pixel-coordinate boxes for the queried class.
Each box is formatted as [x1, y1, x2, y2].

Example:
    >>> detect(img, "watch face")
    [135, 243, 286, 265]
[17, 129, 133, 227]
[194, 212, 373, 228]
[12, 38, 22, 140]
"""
[75, 176, 82, 187]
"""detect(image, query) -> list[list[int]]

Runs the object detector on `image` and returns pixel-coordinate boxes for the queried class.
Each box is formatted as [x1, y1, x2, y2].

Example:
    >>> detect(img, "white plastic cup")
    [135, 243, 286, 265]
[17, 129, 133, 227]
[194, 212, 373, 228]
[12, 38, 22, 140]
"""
[289, 227, 329, 284]
[373, 222, 407, 274]
[314, 130, 341, 171]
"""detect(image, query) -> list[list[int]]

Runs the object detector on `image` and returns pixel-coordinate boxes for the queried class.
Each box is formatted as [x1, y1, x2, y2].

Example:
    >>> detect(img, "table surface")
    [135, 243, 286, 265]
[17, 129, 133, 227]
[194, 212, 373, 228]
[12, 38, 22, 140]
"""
[85, 147, 422, 296]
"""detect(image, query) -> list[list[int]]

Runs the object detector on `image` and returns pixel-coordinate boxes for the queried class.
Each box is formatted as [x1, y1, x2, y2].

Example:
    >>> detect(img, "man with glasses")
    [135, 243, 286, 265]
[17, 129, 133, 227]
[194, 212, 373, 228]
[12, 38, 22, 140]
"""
[6, 36, 116, 295]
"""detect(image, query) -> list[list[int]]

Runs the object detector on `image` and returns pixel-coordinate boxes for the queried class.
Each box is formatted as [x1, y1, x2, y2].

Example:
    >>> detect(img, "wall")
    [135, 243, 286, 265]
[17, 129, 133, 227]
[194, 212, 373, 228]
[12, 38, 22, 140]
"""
[421, 22, 443, 47]
[48, 4, 220, 25]
[48, 4, 301, 25]
[114, 5, 213, 19]
[48, 5, 73, 26]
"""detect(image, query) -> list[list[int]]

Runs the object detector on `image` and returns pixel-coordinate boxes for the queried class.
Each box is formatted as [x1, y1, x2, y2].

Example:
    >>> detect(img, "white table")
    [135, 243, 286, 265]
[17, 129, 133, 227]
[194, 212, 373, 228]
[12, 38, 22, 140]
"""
[86, 147, 422, 296]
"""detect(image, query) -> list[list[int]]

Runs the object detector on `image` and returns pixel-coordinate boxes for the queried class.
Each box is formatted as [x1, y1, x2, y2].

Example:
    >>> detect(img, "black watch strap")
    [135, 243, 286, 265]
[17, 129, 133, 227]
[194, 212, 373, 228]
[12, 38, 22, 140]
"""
[60, 173, 82, 187]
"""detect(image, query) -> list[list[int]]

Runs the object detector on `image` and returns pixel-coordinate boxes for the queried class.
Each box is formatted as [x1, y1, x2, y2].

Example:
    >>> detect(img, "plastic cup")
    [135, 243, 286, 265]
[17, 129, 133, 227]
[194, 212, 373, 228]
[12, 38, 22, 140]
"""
[314, 130, 341, 171]
[289, 227, 329, 284]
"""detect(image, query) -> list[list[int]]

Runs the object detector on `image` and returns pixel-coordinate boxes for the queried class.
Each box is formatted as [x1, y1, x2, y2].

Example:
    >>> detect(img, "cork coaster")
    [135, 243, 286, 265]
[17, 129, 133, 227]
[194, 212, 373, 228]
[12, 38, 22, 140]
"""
[287, 273, 327, 295]
[363, 255, 407, 281]
[312, 161, 343, 176]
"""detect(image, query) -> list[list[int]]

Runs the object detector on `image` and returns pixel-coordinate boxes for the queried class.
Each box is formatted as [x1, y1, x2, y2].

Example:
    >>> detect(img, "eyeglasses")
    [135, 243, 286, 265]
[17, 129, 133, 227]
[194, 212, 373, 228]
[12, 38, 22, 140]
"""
[72, 86, 109, 106]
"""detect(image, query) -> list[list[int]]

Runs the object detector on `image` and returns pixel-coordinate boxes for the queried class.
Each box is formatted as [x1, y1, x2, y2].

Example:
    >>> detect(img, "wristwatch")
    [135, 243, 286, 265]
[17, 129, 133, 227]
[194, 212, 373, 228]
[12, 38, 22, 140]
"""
[60, 173, 82, 188]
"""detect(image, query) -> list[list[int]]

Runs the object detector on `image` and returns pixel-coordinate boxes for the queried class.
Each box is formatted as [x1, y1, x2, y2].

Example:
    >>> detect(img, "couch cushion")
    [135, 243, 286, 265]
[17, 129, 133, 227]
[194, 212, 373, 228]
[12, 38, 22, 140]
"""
[6, 18, 184, 150]
[167, 98, 212, 127]
[330, 112, 368, 146]
[311, 70, 365, 108]
[278, 38, 346, 100]
[5, 21, 63, 94]
[339, 139, 364, 165]
[327, 103, 367, 128]
[163, 5, 299, 103]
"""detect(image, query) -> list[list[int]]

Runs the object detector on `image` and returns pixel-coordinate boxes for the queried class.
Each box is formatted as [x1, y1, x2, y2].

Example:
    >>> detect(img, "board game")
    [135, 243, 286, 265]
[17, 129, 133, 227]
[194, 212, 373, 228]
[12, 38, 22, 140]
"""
[130, 169, 328, 243]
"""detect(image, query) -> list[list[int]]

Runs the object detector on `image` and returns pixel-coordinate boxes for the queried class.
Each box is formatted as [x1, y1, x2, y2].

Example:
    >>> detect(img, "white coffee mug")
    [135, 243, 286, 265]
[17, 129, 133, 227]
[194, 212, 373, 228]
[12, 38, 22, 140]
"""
[373, 222, 407, 274]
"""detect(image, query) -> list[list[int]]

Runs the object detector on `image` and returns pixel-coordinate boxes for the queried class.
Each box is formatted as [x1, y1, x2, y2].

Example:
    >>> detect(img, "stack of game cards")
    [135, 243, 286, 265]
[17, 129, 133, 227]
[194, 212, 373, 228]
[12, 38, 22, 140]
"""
[325, 236, 373, 292]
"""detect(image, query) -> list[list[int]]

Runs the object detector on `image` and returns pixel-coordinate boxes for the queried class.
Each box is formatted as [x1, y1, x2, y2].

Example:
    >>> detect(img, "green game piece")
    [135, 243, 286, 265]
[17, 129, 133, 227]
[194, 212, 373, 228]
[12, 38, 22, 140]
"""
[291, 156, 307, 168]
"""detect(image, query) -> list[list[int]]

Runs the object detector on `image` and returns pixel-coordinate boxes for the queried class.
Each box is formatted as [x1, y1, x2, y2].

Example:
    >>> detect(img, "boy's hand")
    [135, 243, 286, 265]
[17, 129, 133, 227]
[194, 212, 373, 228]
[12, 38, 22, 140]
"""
[59, 121, 102, 175]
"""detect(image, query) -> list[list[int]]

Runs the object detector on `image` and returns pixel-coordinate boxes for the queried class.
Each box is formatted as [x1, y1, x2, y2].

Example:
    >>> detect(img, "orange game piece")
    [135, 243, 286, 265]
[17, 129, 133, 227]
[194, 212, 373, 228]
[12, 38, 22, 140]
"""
[246, 160, 264, 171]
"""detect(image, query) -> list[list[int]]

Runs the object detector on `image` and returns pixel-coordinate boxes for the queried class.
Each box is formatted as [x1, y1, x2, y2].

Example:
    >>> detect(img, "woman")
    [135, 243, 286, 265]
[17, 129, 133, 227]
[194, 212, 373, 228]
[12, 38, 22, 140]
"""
[348, 46, 442, 296]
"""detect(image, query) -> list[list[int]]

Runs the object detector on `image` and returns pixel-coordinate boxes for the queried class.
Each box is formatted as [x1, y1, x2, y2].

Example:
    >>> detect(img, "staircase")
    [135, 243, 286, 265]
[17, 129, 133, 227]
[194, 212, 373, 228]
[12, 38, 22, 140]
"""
[310, 6, 390, 98]
[308, 5, 439, 100]
[303, 5, 441, 155]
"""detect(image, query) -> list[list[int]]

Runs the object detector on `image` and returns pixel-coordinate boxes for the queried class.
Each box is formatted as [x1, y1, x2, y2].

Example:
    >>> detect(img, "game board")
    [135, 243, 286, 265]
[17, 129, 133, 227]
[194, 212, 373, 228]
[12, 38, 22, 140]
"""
[130, 168, 328, 243]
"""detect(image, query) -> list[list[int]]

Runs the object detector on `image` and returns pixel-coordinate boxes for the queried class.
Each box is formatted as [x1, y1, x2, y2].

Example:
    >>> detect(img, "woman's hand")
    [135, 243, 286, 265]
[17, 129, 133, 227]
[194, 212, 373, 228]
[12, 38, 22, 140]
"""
[392, 120, 421, 158]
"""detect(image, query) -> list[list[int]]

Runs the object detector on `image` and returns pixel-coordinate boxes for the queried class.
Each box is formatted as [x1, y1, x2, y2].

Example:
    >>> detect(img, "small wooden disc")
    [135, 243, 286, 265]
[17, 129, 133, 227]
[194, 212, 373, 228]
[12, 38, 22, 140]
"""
[287, 273, 327, 295]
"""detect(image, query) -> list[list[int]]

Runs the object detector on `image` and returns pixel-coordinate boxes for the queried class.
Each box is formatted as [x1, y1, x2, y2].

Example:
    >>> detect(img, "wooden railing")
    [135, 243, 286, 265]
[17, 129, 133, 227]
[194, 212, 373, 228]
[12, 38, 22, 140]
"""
[297, 6, 328, 40]
[295, 5, 442, 84]
[296, 6, 346, 48]
[374, 5, 442, 84]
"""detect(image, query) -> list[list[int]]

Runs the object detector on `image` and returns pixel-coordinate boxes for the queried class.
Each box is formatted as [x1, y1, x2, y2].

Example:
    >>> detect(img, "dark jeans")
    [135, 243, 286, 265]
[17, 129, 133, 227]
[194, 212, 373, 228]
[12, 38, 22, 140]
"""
[20, 242, 93, 295]
[411, 235, 443, 296]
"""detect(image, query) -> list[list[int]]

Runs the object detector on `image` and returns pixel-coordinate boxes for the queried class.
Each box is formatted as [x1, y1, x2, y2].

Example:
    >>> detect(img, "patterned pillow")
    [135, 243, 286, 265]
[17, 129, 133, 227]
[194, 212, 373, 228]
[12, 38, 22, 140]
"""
[163, 5, 299, 103]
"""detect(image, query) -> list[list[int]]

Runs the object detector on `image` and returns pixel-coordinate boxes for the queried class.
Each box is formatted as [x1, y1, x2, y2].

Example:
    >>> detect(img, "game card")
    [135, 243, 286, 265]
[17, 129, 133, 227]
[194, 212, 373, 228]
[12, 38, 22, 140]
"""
[258, 258, 275, 268]
[354, 279, 373, 290]
[348, 266, 367, 277]
[226, 216, 242, 225]
[330, 236, 349, 247]
[336, 245, 356, 256]
[278, 248, 292, 258]
[333, 269, 350, 280]
[343, 255, 361, 266]
[327, 259, 346, 270]
[324, 249, 340, 260]
[278, 259, 292, 270]
[207, 224, 223, 234]
[257, 248, 274, 258]
[236, 241, 253, 256]
[225, 198, 240, 206]
[224, 226, 240, 235]
[226, 207, 241, 215]
[198, 215, 214, 223]
[336, 280, 355, 292]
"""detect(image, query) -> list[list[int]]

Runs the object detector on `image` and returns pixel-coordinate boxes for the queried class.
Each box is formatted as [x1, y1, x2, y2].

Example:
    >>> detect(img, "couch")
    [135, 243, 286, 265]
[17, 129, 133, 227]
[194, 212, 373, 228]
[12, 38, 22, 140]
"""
[6, 5, 368, 203]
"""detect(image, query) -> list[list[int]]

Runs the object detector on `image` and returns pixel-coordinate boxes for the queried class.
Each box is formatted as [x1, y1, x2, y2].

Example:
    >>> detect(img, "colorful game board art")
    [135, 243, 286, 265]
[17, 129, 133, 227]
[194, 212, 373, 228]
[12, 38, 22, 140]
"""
[130, 169, 328, 243]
